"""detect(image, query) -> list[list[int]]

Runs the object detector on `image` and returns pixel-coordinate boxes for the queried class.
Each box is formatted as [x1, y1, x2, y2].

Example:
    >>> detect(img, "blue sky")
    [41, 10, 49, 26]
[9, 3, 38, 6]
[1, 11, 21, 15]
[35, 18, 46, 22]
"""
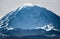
[0, 0, 60, 19]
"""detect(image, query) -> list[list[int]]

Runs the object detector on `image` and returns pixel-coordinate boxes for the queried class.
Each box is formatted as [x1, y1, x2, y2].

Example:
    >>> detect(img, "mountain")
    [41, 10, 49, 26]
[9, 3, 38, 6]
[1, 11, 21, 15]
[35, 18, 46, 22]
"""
[0, 5, 60, 39]
[1, 5, 60, 30]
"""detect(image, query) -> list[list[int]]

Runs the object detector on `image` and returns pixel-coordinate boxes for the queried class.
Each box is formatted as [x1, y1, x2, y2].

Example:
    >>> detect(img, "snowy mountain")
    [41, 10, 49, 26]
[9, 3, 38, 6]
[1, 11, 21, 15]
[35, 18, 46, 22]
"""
[1, 5, 60, 29]
[0, 5, 60, 39]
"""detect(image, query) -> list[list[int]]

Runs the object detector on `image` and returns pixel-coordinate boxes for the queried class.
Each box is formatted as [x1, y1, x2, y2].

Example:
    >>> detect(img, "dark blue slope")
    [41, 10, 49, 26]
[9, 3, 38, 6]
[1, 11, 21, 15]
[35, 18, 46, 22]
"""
[1, 6, 60, 30]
